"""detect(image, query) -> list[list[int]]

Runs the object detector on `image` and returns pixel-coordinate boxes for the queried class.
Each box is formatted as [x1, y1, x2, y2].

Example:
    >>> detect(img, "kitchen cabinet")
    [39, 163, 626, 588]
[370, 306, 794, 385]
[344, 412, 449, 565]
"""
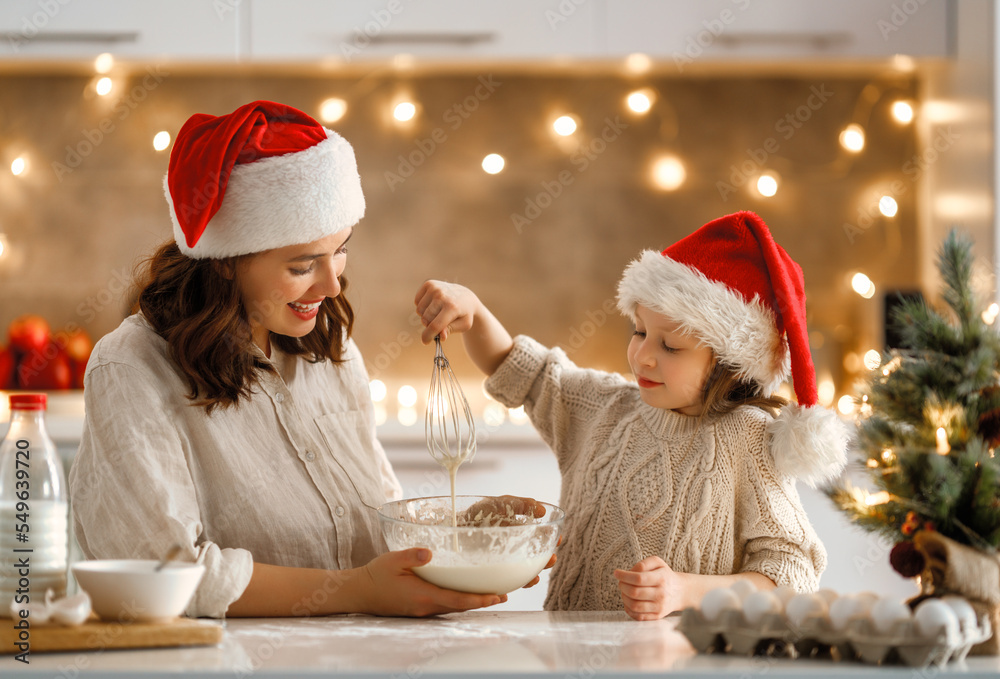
[0, 0, 241, 60]
[604, 0, 951, 62]
[0, 0, 949, 64]
[247, 0, 598, 62]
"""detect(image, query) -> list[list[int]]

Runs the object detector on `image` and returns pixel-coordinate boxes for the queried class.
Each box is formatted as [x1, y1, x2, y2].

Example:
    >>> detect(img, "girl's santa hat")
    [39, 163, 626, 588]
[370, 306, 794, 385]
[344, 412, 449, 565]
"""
[164, 100, 364, 259]
[617, 211, 850, 487]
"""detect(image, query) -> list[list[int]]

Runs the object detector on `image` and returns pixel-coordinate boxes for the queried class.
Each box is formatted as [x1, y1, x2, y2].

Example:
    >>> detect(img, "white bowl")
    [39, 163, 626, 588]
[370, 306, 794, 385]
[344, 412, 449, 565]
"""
[378, 495, 564, 595]
[71, 560, 204, 622]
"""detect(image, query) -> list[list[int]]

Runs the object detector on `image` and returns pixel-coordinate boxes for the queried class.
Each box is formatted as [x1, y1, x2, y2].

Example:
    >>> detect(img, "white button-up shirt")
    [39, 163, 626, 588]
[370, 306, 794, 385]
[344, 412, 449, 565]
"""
[70, 314, 402, 618]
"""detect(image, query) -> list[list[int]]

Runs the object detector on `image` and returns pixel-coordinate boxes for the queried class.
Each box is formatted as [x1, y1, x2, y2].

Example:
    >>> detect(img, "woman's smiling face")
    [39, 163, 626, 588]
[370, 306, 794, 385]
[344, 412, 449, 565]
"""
[627, 304, 715, 416]
[237, 228, 352, 356]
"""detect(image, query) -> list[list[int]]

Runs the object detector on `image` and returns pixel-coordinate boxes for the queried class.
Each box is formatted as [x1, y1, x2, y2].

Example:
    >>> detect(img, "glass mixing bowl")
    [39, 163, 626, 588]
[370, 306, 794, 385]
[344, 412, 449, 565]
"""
[378, 495, 564, 595]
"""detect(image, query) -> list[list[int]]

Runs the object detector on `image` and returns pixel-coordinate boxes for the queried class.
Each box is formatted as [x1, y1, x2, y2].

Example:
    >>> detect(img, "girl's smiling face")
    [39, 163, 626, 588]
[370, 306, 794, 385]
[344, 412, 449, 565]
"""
[627, 303, 715, 416]
[237, 228, 352, 356]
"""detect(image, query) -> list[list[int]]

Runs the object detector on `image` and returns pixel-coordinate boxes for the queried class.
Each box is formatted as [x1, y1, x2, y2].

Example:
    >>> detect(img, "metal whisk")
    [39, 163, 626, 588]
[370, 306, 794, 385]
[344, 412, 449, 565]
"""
[425, 335, 477, 528]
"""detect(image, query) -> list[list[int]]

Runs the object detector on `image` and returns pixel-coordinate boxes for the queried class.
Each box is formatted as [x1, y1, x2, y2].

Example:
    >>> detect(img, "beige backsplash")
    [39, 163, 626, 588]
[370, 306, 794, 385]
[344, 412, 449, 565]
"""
[0, 68, 920, 395]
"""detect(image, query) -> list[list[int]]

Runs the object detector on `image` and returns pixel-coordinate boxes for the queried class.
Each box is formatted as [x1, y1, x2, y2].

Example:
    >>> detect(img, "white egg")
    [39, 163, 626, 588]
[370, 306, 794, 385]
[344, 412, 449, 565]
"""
[828, 595, 864, 631]
[914, 599, 961, 639]
[817, 588, 839, 604]
[742, 590, 784, 625]
[773, 585, 797, 605]
[854, 591, 879, 610]
[700, 587, 742, 622]
[870, 597, 912, 634]
[941, 595, 978, 632]
[785, 592, 829, 627]
[729, 579, 757, 601]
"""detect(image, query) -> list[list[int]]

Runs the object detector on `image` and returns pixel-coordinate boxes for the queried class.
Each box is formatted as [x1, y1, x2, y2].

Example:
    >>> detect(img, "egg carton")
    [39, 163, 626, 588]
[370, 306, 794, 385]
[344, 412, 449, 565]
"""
[677, 607, 993, 668]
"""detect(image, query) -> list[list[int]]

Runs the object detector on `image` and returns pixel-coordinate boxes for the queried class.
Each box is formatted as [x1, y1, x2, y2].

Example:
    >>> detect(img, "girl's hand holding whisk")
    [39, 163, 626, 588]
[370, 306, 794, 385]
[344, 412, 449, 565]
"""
[414, 280, 514, 377]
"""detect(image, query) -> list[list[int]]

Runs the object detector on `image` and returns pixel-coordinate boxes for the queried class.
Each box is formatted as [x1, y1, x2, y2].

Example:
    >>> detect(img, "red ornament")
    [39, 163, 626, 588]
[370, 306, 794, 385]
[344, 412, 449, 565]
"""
[890, 541, 925, 578]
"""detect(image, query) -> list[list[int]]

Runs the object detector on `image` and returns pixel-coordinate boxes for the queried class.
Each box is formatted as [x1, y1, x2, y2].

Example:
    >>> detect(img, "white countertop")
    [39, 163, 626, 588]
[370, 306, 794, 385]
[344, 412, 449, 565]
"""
[3, 611, 999, 678]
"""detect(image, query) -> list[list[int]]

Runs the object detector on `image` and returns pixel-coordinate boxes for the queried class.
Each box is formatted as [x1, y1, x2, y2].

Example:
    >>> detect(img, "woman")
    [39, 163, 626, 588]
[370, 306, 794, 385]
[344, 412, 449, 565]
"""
[69, 101, 513, 618]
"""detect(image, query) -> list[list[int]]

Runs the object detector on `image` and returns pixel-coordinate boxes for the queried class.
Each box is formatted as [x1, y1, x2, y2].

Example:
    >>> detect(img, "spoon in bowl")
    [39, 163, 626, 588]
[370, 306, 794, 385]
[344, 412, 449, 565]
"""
[154, 543, 184, 572]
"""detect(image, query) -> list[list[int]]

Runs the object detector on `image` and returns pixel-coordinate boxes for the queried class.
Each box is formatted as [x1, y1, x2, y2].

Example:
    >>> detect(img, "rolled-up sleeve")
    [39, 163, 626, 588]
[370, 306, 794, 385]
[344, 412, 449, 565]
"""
[70, 360, 253, 618]
[485, 335, 632, 470]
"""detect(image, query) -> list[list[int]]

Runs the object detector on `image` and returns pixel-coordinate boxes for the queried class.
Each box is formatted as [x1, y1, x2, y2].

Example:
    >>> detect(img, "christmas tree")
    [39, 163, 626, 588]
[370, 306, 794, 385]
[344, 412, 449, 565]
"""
[828, 230, 1000, 574]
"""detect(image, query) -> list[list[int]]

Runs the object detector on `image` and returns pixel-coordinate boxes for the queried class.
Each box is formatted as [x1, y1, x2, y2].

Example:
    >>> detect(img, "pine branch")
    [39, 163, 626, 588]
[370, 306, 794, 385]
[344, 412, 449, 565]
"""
[938, 230, 976, 328]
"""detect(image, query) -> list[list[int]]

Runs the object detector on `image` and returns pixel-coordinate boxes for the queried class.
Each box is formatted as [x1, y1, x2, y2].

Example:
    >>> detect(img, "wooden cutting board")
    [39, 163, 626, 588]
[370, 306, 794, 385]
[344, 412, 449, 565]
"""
[0, 616, 223, 653]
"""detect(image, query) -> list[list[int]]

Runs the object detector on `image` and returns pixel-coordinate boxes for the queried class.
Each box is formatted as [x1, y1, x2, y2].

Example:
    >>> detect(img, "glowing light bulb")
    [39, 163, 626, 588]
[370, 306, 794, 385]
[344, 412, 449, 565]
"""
[625, 53, 652, 74]
[320, 97, 348, 123]
[817, 379, 836, 407]
[863, 350, 882, 370]
[10, 157, 26, 176]
[369, 379, 387, 403]
[152, 131, 171, 151]
[892, 55, 916, 72]
[936, 427, 950, 455]
[982, 303, 999, 325]
[891, 101, 914, 124]
[553, 115, 577, 136]
[482, 153, 505, 174]
[756, 173, 779, 197]
[94, 52, 114, 74]
[483, 402, 506, 427]
[851, 272, 876, 299]
[651, 156, 685, 191]
[393, 102, 416, 122]
[865, 491, 891, 506]
[96, 77, 113, 96]
[837, 395, 856, 415]
[397, 385, 417, 408]
[626, 90, 653, 114]
[839, 124, 865, 152]
[879, 195, 898, 217]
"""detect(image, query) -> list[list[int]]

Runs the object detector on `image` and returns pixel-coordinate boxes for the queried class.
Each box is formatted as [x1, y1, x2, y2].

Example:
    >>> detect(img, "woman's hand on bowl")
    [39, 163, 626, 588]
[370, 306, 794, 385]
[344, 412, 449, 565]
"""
[356, 548, 507, 617]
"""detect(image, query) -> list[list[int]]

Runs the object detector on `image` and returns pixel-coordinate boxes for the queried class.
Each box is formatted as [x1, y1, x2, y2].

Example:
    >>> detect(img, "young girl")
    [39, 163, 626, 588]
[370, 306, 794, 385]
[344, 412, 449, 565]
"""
[415, 211, 850, 621]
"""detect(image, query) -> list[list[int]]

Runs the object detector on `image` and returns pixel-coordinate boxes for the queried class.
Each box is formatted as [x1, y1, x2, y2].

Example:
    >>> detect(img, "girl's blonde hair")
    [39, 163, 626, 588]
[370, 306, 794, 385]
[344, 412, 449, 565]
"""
[700, 355, 788, 418]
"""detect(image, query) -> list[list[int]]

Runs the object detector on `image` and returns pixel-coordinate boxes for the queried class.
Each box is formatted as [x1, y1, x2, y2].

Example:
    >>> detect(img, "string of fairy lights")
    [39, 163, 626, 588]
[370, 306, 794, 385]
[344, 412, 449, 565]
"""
[2, 52, 975, 425]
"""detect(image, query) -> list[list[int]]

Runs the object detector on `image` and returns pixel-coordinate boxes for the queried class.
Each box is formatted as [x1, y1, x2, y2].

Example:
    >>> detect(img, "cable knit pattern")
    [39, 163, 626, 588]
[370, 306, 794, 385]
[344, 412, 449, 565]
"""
[484, 335, 827, 612]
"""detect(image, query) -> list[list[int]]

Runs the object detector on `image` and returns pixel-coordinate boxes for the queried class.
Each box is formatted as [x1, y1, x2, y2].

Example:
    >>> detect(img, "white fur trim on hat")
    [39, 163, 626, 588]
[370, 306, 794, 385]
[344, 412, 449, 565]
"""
[165, 128, 364, 259]
[766, 404, 850, 487]
[617, 250, 790, 393]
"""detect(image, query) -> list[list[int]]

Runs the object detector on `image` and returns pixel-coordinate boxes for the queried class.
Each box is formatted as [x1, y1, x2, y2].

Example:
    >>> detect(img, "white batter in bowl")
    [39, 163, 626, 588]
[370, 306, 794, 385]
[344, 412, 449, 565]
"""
[378, 495, 564, 595]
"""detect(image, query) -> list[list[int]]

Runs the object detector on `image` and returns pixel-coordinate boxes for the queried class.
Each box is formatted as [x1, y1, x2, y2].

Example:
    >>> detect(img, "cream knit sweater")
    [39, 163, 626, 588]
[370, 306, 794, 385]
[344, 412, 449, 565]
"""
[485, 336, 826, 612]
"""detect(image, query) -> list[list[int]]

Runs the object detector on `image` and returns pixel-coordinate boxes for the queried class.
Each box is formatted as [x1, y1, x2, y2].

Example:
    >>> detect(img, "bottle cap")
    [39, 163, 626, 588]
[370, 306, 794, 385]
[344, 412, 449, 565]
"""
[9, 393, 47, 410]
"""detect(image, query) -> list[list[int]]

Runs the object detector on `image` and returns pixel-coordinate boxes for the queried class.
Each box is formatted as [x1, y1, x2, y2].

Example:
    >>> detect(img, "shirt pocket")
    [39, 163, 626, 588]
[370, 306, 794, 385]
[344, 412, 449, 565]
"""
[314, 410, 386, 510]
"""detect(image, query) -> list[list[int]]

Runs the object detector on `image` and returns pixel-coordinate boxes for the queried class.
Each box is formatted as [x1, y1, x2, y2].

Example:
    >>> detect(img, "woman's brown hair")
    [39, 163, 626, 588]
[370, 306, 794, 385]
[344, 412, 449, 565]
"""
[699, 355, 788, 418]
[132, 241, 354, 413]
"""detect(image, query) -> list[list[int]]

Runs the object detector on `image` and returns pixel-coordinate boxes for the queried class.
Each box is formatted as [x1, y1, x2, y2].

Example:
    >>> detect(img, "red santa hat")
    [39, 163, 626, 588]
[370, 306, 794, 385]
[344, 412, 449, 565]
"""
[164, 100, 364, 259]
[617, 211, 849, 487]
